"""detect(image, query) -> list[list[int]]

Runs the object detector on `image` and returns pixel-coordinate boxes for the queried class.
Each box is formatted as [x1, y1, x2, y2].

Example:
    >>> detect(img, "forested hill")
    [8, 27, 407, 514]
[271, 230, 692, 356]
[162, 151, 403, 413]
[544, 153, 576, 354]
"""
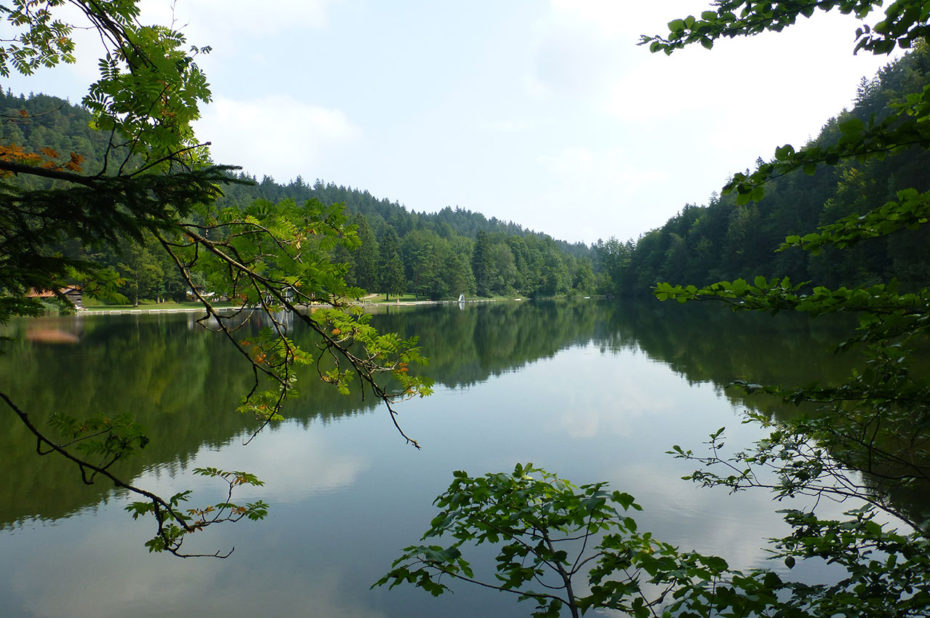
[0, 90, 596, 302]
[15, 39, 927, 306]
[219, 175, 589, 258]
[597, 46, 930, 296]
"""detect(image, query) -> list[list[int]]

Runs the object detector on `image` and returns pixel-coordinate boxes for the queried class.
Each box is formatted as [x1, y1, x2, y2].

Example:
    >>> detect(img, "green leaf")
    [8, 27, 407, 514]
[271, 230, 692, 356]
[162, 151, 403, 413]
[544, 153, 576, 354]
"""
[703, 555, 728, 573]
[774, 144, 795, 160]
[838, 116, 865, 136]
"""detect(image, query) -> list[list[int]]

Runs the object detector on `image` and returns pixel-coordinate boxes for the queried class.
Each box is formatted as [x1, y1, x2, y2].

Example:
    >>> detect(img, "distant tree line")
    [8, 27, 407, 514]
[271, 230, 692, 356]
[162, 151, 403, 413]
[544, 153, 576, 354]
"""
[595, 45, 930, 296]
[0, 90, 596, 303]
[18, 37, 927, 307]
[219, 177, 596, 300]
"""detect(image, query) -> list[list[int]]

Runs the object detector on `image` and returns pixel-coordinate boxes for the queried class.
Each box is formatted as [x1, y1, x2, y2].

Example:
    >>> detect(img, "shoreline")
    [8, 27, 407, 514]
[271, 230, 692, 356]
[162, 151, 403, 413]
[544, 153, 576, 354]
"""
[75, 297, 513, 316]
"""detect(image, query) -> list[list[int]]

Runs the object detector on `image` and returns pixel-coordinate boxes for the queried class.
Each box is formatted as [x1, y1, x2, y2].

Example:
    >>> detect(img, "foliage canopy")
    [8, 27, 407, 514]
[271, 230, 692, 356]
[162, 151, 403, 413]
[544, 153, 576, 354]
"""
[0, 0, 431, 556]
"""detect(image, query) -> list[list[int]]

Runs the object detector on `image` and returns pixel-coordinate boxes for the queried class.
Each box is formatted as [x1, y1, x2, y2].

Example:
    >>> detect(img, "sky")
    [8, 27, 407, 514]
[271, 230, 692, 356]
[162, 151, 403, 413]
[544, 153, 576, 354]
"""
[7, 1, 902, 245]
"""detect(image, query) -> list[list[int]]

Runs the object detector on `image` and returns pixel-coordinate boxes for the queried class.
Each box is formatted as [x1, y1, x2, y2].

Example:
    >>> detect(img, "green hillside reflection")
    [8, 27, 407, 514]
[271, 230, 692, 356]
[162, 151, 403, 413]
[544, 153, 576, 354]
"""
[0, 300, 884, 528]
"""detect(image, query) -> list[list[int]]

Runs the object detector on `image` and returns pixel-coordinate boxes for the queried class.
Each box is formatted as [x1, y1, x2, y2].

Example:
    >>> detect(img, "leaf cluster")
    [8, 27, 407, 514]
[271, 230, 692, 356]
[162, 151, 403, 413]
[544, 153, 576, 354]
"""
[377, 464, 747, 618]
[163, 196, 434, 445]
[379, 462, 930, 617]
[125, 466, 268, 557]
[642, 1, 925, 56]
[0, 0, 77, 76]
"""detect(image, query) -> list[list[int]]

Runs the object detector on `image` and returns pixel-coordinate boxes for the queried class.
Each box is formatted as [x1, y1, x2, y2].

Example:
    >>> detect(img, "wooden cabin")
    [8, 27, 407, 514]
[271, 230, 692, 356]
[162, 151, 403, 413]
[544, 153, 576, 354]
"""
[25, 286, 83, 310]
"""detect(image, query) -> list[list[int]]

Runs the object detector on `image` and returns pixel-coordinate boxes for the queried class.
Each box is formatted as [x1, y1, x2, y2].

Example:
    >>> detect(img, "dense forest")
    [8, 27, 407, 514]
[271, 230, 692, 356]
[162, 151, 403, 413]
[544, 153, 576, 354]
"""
[596, 45, 930, 296]
[218, 176, 598, 299]
[0, 90, 595, 304]
[5, 45, 929, 306]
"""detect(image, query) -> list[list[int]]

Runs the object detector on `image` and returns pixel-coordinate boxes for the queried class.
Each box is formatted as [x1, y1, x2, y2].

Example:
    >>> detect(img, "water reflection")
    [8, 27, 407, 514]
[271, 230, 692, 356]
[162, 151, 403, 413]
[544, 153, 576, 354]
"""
[0, 300, 874, 528]
[0, 300, 918, 617]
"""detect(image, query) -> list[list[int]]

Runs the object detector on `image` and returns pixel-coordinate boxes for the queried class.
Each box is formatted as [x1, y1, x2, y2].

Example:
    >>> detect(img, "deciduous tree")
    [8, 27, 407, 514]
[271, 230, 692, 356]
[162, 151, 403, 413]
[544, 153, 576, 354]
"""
[0, 0, 431, 557]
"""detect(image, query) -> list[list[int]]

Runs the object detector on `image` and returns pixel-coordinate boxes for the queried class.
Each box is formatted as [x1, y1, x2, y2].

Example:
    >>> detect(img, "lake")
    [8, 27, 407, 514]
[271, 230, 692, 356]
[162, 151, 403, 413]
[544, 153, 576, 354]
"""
[0, 299, 876, 616]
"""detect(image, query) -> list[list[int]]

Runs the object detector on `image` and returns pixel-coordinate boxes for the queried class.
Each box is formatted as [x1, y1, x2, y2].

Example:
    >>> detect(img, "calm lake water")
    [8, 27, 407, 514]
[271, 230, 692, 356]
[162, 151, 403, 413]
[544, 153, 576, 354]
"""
[0, 300, 872, 616]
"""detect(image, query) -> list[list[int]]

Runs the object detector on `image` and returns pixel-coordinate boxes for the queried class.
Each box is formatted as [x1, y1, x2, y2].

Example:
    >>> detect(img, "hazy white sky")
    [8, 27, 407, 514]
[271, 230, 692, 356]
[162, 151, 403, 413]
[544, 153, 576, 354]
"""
[8, 1, 900, 244]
